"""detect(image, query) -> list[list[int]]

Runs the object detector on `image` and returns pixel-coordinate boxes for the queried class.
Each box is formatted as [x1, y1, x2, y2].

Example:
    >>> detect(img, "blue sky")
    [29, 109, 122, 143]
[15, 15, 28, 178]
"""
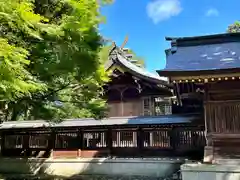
[100, 0, 240, 72]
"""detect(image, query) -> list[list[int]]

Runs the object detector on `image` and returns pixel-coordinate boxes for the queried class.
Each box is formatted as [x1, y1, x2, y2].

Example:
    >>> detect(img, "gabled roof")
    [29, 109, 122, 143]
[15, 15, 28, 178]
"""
[158, 33, 240, 76]
[106, 46, 169, 86]
[0, 113, 201, 129]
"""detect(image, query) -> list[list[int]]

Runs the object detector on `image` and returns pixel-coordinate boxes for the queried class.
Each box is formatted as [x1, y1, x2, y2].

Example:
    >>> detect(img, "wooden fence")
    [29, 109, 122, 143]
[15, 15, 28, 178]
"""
[0, 125, 205, 159]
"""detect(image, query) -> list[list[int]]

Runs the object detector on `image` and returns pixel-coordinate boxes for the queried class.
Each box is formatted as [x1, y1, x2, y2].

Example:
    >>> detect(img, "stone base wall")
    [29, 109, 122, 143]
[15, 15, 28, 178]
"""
[0, 158, 184, 178]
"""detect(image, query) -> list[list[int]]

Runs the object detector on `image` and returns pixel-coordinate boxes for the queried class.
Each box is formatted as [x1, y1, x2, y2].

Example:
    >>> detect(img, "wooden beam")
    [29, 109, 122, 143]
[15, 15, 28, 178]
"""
[212, 133, 240, 139]
[206, 100, 240, 104]
[171, 73, 240, 83]
[209, 89, 240, 93]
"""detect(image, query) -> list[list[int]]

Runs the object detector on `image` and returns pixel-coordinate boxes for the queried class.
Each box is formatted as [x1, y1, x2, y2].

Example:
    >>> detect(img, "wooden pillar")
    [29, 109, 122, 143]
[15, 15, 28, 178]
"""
[149, 132, 153, 146]
[170, 127, 177, 152]
[204, 104, 214, 163]
[107, 128, 113, 157]
[117, 131, 121, 147]
[78, 129, 83, 157]
[137, 127, 143, 156]
[49, 129, 56, 157]
[0, 132, 5, 156]
[204, 104, 212, 147]
[23, 132, 30, 157]
[133, 131, 137, 147]
[120, 90, 124, 116]
[203, 83, 213, 163]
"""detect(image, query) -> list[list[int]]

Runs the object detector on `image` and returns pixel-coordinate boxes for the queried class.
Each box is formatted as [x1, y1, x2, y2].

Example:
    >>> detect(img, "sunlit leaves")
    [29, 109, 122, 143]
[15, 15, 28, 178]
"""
[228, 21, 240, 33]
[0, 38, 44, 100]
[0, 0, 111, 121]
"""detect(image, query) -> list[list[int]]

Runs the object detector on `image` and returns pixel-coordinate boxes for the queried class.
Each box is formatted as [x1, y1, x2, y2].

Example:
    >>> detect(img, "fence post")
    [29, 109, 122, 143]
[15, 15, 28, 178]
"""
[107, 127, 113, 157]
[170, 127, 177, 153]
[137, 127, 143, 156]
[0, 132, 5, 156]
[78, 129, 83, 157]
[23, 132, 30, 157]
[49, 129, 56, 157]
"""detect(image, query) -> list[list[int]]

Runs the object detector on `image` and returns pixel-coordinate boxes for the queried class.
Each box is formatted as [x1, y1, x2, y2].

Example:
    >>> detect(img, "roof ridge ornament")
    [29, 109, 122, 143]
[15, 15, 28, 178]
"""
[120, 35, 129, 49]
[109, 35, 129, 56]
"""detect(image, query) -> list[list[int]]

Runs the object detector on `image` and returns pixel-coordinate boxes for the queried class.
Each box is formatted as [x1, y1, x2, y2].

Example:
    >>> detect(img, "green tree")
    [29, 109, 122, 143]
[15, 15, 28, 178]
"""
[227, 21, 240, 33]
[0, 0, 110, 121]
[99, 44, 112, 63]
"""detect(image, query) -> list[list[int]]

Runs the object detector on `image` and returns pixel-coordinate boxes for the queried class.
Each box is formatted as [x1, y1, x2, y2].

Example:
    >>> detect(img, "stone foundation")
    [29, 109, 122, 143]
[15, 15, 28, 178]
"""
[181, 163, 240, 180]
[0, 157, 184, 179]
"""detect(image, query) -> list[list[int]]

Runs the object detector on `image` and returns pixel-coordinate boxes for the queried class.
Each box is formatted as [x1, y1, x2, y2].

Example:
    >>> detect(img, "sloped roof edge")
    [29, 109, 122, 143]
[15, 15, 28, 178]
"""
[166, 32, 240, 42]
[116, 54, 168, 83]
[106, 47, 170, 87]
[0, 113, 201, 129]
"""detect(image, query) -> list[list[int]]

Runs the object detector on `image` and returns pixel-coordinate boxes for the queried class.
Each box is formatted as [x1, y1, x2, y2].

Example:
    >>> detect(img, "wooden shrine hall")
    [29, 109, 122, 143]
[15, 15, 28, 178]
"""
[0, 43, 206, 160]
[158, 32, 240, 163]
[104, 44, 172, 117]
[104, 43, 202, 117]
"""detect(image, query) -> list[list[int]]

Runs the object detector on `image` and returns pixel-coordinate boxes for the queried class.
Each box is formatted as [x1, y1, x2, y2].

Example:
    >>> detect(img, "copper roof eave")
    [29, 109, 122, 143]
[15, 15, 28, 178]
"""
[165, 33, 240, 47]
[157, 68, 240, 77]
[0, 113, 202, 130]
[106, 53, 173, 88]
[165, 32, 240, 42]
[157, 68, 240, 83]
[116, 61, 172, 88]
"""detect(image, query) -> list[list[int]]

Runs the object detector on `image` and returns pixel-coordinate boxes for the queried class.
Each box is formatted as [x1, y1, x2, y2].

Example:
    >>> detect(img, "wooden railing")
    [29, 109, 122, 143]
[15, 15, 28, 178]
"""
[0, 125, 205, 159]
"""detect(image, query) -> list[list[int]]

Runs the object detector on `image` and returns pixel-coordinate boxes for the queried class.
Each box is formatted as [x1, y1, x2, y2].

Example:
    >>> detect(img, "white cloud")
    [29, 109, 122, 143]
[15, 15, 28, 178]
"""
[146, 0, 182, 24]
[205, 8, 219, 17]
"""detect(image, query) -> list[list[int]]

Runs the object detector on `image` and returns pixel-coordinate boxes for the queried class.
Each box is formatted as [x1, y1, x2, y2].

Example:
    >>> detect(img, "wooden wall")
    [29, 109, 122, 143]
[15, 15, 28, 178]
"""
[107, 100, 142, 117]
[205, 101, 240, 133]
[208, 80, 240, 101]
[205, 80, 240, 133]
[204, 80, 240, 160]
[105, 71, 173, 117]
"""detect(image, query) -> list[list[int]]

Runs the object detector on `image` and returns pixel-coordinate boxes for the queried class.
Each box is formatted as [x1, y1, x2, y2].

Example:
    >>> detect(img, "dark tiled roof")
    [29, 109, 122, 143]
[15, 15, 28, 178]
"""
[0, 114, 201, 129]
[162, 37, 240, 72]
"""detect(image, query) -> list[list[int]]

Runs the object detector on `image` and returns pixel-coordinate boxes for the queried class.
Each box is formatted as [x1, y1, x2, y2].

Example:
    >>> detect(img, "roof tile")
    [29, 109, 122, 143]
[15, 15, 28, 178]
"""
[0, 114, 200, 129]
[164, 42, 240, 71]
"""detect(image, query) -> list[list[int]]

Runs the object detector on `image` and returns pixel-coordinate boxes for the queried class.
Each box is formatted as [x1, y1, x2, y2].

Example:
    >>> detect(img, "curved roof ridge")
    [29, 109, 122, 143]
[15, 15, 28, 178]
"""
[116, 53, 168, 83]
[106, 46, 171, 87]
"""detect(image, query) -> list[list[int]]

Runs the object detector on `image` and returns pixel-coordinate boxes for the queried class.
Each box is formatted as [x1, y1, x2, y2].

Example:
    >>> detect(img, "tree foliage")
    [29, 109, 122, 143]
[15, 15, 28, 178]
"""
[0, 0, 110, 121]
[227, 21, 240, 33]
[99, 44, 112, 63]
